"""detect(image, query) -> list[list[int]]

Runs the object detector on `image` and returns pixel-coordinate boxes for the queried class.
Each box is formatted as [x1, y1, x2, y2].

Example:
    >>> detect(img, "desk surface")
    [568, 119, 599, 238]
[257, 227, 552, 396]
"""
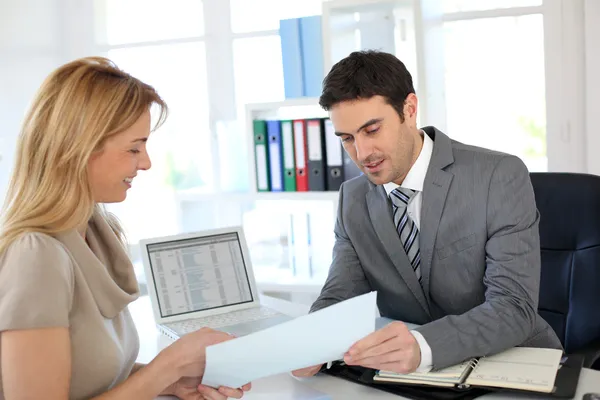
[129, 295, 600, 400]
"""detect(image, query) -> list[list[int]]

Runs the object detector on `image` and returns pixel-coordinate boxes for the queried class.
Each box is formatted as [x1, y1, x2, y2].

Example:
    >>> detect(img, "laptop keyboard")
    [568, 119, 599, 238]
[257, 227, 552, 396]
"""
[166, 307, 281, 335]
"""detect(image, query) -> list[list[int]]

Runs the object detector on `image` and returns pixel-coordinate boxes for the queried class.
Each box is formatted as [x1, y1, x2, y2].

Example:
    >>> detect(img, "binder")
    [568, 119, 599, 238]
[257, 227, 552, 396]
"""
[299, 16, 325, 97]
[280, 18, 304, 99]
[322, 353, 583, 400]
[306, 119, 327, 191]
[323, 118, 344, 191]
[253, 120, 270, 192]
[280, 120, 296, 191]
[323, 364, 488, 400]
[267, 120, 284, 192]
[342, 148, 363, 182]
[293, 119, 309, 192]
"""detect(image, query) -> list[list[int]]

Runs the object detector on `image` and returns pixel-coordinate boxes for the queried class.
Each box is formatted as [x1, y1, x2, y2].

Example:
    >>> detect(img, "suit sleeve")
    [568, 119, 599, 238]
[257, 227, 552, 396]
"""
[416, 155, 541, 369]
[310, 182, 372, 313]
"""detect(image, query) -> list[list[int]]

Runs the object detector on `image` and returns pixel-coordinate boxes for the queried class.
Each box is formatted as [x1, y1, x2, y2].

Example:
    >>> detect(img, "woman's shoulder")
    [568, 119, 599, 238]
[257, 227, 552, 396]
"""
[0, 231, 76, 330]
[10, 231, 70, 255]
[1, 231, 74, 276]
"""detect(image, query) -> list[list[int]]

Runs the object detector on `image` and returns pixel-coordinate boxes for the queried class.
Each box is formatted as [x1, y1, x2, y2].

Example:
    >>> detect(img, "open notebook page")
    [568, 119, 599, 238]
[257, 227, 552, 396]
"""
[465, 347, 562, 393]
[375, 359, 474, 386]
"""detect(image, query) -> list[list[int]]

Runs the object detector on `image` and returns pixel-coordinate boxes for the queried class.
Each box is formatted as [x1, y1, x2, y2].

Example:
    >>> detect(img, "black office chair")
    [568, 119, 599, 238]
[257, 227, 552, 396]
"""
[531, 172, 600, 370]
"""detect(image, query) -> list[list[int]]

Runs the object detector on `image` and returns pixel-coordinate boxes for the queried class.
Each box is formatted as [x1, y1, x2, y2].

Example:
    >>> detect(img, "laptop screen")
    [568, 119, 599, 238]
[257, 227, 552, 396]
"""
[146, 232, 254, 318]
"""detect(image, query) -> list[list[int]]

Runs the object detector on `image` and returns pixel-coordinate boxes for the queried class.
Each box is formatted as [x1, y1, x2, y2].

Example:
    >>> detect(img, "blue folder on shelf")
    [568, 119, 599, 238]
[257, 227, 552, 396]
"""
[267, 120, 284, 192]
[280, 16, 324, 99]
[299, 16, 324, 98]
[280, 18, 304, 99]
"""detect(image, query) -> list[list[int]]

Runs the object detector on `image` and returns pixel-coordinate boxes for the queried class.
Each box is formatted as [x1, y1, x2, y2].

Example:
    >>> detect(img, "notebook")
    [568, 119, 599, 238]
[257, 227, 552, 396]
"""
[374, 347, 563, 394]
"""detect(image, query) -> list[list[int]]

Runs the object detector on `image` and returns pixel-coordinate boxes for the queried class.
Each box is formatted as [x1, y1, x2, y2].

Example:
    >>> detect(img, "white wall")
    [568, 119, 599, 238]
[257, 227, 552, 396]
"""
[0, 0, 95, 203]
[0, 0, 60, 202]
[544, 0, 587, 173]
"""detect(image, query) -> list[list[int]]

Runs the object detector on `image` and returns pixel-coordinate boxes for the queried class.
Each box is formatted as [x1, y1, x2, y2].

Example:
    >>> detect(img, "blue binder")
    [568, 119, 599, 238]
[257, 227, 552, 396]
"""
[267, 120, 284, 192]
[299, 16, 324, 98]
[280, 18, 304, 99]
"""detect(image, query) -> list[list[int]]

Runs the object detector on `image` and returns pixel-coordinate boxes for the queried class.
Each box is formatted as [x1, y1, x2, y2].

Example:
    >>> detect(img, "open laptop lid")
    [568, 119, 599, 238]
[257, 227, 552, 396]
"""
[139, 226, 261, 324]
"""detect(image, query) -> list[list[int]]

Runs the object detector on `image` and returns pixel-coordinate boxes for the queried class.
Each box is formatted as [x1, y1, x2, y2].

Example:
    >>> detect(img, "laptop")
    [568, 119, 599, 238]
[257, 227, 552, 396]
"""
[139, 227, 293, 339]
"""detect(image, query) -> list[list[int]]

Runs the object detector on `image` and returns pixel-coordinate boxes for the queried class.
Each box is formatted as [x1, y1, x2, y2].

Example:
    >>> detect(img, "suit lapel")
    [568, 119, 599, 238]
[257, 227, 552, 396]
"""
[367, 185, 430, 316]
[420, 127, 455, 298]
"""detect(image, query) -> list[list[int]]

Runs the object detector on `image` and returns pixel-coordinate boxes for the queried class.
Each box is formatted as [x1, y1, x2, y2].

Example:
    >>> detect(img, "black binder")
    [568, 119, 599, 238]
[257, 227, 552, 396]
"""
[321, 354, 583, 400]
[306, 118, 327, 191]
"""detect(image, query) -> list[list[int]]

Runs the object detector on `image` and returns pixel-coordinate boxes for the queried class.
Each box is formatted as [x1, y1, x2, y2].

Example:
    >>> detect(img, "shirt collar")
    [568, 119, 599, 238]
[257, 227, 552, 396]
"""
[384, 130, 434, 196]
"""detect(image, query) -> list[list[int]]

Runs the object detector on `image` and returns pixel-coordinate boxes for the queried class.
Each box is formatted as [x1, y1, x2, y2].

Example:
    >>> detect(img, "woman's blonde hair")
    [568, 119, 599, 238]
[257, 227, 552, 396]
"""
[0, 57, 168, 255]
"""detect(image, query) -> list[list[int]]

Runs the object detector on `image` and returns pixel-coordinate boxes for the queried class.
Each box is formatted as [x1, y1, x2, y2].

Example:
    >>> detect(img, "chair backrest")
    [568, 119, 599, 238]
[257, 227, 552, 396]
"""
[530, 172, 600, 354]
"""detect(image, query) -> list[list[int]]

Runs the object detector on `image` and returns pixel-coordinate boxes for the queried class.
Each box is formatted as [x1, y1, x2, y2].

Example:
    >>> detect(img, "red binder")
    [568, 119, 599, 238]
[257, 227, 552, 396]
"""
[293, 119, 309, 191]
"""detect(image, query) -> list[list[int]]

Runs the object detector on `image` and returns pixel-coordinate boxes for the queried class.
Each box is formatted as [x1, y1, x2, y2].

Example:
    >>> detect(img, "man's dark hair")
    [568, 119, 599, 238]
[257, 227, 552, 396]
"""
[319, 50, 415, 122]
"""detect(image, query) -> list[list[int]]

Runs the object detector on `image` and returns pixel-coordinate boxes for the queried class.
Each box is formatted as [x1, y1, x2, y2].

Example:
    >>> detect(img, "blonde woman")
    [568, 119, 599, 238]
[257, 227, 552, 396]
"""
[0, 57, 251, 400]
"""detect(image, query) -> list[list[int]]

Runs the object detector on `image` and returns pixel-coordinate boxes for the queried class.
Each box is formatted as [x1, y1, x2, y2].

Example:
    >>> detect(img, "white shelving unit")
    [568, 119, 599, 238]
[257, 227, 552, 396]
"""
[241, 98, 341, 298]
[174, 97, 338, 204]
[245, 97, 339, 204]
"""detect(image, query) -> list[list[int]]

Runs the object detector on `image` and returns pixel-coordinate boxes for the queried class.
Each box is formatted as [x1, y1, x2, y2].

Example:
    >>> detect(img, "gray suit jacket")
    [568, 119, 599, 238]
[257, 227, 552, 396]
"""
[310, 127, 562, 370]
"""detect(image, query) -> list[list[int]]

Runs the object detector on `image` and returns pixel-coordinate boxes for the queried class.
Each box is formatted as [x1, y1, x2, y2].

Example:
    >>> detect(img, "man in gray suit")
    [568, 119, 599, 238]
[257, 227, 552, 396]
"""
[293, 50, 562, 377]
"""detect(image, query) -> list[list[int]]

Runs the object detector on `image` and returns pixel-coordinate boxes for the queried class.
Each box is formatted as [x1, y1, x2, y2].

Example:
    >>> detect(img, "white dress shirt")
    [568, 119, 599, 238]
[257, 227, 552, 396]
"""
[383, 130, 434, 373]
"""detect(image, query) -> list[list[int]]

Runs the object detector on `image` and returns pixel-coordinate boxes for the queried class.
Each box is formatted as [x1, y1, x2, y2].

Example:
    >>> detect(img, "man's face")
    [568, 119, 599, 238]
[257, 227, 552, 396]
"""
[330, 95, 421, 186]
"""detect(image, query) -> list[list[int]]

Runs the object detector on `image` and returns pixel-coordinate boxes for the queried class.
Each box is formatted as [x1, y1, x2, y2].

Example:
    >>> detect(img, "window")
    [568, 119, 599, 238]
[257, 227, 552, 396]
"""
[95, 2, 210, 288]
[232, 35, 286, 133]
[0, 0, 60, 48]
[443, 0, 542, 13]
[324, 0, 419, 104]
[95, 0, 204, 45]
[229, 0, 322, 33]
[109, 43, 211, 194]
[443, 14, 546, 171]
[106, 42, 211, 245]
[232, 36, 285, 110]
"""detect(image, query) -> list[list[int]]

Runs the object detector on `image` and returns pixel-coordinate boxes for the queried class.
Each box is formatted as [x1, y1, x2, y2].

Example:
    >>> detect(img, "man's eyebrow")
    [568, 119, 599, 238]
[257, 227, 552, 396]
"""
[334, 118, 383, 136]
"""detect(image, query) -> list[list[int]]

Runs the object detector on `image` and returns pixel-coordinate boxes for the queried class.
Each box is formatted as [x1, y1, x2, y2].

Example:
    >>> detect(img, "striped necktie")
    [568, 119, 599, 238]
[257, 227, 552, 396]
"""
[390, 187, 422, 282]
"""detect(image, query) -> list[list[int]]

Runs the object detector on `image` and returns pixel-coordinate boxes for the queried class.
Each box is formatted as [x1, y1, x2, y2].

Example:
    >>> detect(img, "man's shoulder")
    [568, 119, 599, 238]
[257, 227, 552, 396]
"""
[451, 139, 509, 162]
[449, 139, 527, 174]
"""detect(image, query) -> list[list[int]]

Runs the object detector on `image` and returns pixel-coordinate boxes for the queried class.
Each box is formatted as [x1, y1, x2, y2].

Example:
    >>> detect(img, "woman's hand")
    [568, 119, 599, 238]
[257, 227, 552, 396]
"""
[162, 376, 251, 400]
[159, 327, 232, 378]
[156, 327, 251, 398]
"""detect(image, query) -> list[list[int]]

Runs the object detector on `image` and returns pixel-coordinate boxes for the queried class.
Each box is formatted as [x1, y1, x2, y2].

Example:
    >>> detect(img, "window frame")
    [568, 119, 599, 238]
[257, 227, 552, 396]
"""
[416, 0, 586, 172]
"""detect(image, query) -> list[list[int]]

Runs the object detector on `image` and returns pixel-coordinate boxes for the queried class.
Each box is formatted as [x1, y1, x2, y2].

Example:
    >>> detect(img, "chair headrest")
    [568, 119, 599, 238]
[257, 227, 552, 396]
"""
[530, 172, 600, 250]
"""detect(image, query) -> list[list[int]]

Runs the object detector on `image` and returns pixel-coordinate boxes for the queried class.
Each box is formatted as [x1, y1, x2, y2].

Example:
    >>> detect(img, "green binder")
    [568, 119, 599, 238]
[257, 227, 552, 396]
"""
[280, 120, 296, 191]
[253, 120, 270, 192]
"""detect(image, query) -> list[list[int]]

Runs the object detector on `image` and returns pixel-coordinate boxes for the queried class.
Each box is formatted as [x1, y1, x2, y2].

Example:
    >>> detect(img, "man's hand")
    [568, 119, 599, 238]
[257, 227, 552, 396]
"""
[344, 322, 421, 374]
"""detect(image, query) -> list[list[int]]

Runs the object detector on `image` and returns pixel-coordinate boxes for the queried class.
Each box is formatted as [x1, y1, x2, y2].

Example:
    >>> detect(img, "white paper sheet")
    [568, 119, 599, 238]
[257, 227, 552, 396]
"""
[201, 292, 377, 388]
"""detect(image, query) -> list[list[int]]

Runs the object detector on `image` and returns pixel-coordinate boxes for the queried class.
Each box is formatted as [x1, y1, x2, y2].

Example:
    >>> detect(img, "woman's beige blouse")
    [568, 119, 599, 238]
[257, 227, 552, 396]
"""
[0, 212, 140, 399]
